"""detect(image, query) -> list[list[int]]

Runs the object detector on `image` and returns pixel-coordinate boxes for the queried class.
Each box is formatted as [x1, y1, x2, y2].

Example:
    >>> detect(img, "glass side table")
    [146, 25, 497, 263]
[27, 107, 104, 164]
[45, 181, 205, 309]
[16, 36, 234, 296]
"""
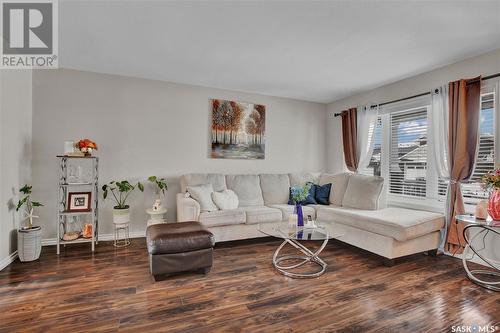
[455, 214, 500, 291]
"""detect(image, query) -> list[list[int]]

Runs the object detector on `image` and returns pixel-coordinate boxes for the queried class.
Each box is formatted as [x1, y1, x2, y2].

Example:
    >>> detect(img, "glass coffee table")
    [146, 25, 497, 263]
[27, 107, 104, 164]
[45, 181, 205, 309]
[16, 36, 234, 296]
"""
[259, 223, 344, 278]
[455, 214, 500, 291]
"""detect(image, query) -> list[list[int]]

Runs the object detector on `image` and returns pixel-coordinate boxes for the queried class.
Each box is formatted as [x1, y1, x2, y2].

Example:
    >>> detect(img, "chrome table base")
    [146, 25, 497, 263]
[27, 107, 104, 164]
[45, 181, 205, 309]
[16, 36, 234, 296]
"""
[463, 225, 500, 291]
[272, 235, 329, 278]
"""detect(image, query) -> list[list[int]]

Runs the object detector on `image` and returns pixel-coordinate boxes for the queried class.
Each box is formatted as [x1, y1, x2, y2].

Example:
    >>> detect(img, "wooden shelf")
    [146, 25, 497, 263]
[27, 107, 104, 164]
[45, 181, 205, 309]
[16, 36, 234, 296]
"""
[57, 155, 98, 159]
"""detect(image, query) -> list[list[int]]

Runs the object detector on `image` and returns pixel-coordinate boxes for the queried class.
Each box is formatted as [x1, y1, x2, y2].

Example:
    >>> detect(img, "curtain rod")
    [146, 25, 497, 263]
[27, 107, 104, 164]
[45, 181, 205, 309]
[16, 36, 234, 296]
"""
[333, 72, 500, 117]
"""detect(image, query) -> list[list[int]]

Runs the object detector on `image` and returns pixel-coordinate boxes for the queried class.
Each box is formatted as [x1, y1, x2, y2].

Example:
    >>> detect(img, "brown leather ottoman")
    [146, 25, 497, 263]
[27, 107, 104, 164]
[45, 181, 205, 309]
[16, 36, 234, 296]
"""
[146, 222, 215, 278]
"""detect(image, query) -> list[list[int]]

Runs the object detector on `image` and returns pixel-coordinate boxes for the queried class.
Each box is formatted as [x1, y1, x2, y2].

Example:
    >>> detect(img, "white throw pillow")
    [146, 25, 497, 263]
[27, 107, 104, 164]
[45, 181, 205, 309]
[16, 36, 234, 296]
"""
[187, 184, 218, 212]
[211, 190, 239, 210]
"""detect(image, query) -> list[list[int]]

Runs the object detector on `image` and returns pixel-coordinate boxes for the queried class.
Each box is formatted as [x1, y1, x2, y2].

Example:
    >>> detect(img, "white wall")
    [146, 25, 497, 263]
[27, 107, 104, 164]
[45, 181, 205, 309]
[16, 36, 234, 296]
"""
[326, 48, 500, 173]
[32, 69, 326, 240]
[0, 70, 32, 269]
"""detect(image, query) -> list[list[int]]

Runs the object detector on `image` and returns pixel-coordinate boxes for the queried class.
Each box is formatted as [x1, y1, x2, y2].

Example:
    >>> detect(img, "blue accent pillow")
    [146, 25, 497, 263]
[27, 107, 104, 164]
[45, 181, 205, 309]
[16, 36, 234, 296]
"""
[288, 183, 317, 205]
[314, 183, 332, 205]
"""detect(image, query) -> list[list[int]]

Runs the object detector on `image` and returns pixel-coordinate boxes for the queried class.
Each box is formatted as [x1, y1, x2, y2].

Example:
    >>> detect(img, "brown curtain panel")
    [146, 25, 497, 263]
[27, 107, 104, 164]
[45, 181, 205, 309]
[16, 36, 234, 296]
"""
[445, 77, 481, 253]
[341, 108, 358, 172]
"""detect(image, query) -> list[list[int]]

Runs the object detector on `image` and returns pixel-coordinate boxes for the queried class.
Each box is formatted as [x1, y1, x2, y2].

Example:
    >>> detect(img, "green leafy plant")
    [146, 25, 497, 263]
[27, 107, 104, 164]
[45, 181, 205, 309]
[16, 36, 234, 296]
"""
[16, 184, 43, 229]
[148, 176, 168, 197]
[102, 180, 144, 209]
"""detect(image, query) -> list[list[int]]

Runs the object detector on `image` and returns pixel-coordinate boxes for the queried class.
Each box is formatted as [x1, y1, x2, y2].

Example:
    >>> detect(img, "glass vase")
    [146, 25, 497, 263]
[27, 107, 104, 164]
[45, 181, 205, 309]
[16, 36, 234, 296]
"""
[295, 203, 304, 227]
[488, 189, 500, 221]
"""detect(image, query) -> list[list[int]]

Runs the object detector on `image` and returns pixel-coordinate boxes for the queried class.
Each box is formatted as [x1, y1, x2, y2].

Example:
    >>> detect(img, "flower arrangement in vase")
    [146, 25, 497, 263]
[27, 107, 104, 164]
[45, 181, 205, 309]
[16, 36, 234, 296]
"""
[482, 168, 500, 221]
[77, 139, 98, 156]
[290, 183, 312, 227]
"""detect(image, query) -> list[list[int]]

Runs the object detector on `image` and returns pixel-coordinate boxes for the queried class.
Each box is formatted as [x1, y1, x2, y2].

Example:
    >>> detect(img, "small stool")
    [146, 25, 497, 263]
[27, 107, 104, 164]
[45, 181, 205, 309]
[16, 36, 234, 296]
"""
[114, 222, 130, 247]
[146, 222, 214, 278]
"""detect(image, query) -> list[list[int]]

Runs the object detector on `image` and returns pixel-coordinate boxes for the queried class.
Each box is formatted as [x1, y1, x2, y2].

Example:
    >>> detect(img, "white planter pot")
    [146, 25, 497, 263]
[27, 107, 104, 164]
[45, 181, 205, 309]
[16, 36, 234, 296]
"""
[18, 226, 42, 262]
[113, 207, 130, 225]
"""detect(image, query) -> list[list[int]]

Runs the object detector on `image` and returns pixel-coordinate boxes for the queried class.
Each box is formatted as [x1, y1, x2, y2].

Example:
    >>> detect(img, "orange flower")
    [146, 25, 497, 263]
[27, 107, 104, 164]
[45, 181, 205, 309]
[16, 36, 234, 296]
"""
[78, 139, 98, 150]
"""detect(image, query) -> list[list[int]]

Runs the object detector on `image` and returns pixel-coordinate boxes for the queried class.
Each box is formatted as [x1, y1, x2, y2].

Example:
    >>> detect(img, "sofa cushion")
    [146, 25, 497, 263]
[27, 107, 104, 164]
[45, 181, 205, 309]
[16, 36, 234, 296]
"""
[316, 206, 444, 242]
[186, 184, 218, 212]
[259, 174, 290, 205]
[240, 206, 282, 224]
[319, 173, 351, 206]
[199, 209, 246, 227]
[211, 190, 239, 210]
[269, 204, 316, 221]
[226, 175, 264, 206]
[181, 173, 227, 193]
[289, 173, 319, 186]
[342, 174, 384, 210]
[314, 183, 332, 205]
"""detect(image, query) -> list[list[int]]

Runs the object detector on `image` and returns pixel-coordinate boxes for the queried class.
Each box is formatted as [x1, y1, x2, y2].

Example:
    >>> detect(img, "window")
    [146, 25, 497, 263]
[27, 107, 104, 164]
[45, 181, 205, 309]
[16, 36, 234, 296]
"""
[359, 117, 382, 176]
[353, 83, 497, 210]
[461, 92, 495, 205]
[389, 108, 428, 198]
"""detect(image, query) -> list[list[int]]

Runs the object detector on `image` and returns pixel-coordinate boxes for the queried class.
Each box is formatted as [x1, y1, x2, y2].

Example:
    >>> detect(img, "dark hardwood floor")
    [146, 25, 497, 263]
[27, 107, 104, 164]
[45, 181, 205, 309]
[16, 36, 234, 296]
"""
[0, 238, 499, 332]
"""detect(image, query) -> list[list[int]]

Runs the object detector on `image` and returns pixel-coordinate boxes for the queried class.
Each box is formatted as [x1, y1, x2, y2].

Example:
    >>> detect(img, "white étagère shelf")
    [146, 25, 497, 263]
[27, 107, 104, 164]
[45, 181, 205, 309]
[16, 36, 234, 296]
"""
[56, 155, 99, 254]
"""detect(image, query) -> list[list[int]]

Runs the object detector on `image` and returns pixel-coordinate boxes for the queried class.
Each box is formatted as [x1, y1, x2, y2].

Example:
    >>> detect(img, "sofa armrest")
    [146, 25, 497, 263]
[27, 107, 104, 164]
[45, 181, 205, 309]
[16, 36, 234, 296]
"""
[176, 193, 201, 222]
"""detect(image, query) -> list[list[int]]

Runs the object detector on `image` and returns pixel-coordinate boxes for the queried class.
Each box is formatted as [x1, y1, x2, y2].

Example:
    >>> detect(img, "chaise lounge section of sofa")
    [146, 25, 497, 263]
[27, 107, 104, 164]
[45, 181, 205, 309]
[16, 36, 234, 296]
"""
[176, 172, 445, 263]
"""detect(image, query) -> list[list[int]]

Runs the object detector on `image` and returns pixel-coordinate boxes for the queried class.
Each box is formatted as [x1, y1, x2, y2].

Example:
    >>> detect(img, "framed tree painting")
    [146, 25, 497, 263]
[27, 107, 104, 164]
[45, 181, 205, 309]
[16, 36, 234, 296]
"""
[210, 99, 265, 159]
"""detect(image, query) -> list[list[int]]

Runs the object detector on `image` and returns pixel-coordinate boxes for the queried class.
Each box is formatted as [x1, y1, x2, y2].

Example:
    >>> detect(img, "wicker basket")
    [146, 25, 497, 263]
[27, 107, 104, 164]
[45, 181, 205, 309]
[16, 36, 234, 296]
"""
[18, 226, 42, 262]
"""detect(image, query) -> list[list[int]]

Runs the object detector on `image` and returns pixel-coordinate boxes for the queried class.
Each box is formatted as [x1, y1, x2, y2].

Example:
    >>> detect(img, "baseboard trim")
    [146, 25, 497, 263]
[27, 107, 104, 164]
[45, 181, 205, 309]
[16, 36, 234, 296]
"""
[42, 231, 146, 246]
[0, 251, 18, 271]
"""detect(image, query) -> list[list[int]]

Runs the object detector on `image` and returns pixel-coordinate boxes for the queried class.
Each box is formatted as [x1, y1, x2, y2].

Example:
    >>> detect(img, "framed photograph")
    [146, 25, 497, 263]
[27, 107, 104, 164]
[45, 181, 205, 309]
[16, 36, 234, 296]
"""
[67, 192, 92, 212]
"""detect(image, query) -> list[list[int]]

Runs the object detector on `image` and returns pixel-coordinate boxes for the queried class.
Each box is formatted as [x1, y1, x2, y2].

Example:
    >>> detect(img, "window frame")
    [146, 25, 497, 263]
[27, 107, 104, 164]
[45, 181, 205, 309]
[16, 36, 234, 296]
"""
[387, 107, 429, 200]
[378, 101, 444, 212]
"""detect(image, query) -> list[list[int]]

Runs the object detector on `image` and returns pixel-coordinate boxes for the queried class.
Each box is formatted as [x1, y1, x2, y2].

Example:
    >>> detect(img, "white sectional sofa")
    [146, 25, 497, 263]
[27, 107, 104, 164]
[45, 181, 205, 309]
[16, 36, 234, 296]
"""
[176, 172, 445, 263]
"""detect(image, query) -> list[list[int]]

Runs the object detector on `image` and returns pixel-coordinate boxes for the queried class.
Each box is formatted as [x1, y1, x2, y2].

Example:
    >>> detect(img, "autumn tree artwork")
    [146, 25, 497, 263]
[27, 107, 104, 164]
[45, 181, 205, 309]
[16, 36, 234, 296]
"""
[211, 99, 265, 159]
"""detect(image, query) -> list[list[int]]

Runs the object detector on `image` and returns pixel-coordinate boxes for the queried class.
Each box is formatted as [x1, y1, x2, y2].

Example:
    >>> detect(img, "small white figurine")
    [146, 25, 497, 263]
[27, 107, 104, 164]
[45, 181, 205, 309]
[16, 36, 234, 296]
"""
[152, 199, 162, 212]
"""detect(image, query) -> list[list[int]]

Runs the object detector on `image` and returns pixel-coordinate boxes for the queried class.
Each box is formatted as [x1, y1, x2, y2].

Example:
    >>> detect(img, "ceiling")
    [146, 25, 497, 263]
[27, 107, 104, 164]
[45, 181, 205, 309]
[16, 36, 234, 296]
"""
[59, 1, 500, 103]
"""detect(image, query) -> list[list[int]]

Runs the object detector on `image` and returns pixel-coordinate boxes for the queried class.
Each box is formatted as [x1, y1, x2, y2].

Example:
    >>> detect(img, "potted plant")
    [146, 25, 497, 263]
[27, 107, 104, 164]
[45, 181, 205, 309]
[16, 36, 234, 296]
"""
[16, 184, 43, 262]
[147, 176, 168, 211]
[102, 180, 144, 224]
[290, 183, 312, 227]
[482, 168, 500, 220]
